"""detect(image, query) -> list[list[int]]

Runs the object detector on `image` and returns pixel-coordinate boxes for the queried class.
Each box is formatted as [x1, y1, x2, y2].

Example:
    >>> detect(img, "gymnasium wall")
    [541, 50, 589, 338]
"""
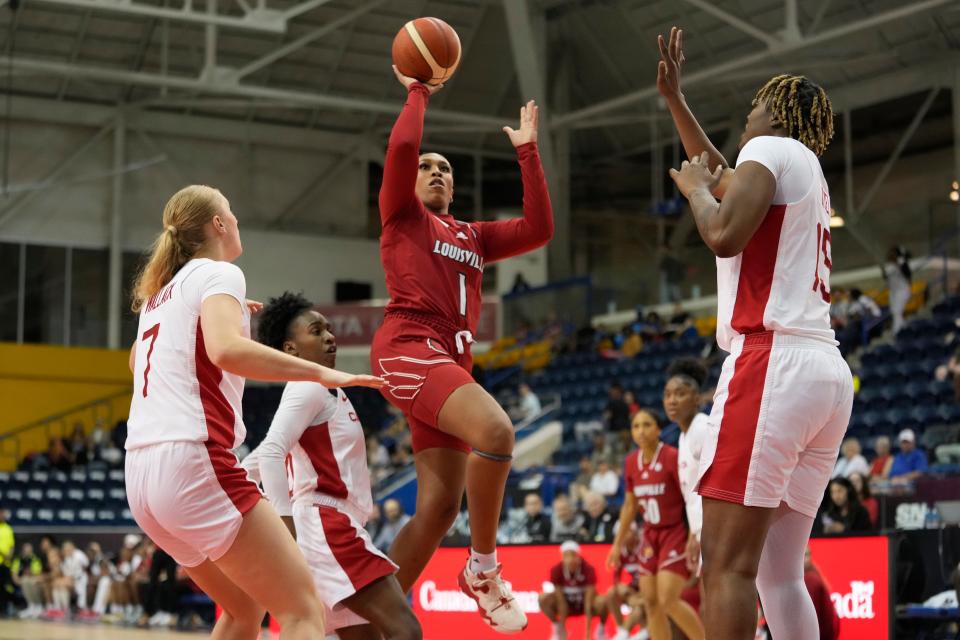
[0, 118, 385, 305]
[0, 343, 131, 469]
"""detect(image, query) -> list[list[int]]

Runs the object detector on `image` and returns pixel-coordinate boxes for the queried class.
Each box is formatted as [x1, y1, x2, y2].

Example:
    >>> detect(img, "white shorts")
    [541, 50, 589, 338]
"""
[293, 499, 398, 633]
[696, 332, 853, 518]
[125, 442, 262, 567]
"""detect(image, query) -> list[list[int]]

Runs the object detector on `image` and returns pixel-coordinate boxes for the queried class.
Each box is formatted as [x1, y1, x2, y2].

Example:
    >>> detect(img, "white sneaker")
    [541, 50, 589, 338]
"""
[594, 625, 608, 640]
[629, 630, 650, 640]
[458, 564, 527, 633]
[612, 629, 630, 640]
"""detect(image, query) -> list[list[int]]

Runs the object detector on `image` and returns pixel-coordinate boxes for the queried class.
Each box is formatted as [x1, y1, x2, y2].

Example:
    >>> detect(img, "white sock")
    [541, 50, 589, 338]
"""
[468, 548, 498, 573]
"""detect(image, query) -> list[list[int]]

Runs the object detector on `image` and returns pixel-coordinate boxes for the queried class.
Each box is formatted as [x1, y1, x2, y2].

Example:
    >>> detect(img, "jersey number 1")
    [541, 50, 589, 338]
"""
[812, 222, 832, 303]
[458, 273, 467, 316]
[141, 323, 160, 397]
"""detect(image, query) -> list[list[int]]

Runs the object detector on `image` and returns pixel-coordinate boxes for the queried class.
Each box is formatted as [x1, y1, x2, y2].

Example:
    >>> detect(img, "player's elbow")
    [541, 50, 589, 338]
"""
[204, 335, 240, 370]
[707, 232, 742, 259]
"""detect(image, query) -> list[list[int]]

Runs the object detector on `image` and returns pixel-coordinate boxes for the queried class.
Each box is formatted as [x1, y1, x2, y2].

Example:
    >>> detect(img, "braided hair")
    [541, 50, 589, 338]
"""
[753, 74, 834, 157]
[256, 291, 313, 351]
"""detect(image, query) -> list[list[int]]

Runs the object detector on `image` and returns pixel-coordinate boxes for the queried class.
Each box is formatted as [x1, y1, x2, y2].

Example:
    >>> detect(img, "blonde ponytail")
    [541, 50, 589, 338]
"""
[131, 185, 224, 312]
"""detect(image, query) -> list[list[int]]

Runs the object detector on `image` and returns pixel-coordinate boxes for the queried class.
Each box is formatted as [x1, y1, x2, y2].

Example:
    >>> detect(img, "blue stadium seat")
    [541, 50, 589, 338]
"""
[56, 509, 76, 525]
[34, 509, 55, 525]
[77, 509, 97, 524]
[11, 508, 32, 524]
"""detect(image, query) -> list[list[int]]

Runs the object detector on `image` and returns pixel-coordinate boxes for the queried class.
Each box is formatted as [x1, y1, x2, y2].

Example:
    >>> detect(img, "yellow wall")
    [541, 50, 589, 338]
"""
[0, 343, 132, 468]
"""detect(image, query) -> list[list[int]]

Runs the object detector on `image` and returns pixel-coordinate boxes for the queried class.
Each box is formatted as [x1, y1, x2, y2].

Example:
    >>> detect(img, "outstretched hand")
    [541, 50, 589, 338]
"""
[669, 151, 723, 199]
[503, 100, 539, 147]
[392, 65, 443, 95]
[318, 367, 386, 389]
[656, 26, 685, 100]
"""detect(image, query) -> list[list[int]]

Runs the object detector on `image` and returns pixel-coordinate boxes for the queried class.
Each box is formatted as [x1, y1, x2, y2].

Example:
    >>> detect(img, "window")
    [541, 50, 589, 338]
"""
[0, 243, 19, 342]
[23, 245, 66, 344]
[70, 248, 109, 347]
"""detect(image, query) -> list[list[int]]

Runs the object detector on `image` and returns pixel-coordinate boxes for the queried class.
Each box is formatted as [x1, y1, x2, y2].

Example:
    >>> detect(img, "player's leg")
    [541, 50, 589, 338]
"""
[389, 446, 467, 592]
[638, 575, 669, 640]
[436, 382, 514, 564]
[213, 500, 326, 640]
[340, 575, 422, 640]
[654, 570, 703, 640]
[757, 358, 851, 639]
[335, 624, 379, 640]
[606, 585, 625, 627]
[699, 500, 774, 640]
[183, 561, 265, 640]
[539, 592, 558, 622]
[754, 504, 817, 640]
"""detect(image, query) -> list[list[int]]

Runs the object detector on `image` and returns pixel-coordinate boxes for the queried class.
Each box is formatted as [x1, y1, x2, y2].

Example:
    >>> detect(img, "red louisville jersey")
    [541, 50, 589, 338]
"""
[550, 560, 597, 610]
[379, 84, 553, 333]
[624, 443, 686, 530]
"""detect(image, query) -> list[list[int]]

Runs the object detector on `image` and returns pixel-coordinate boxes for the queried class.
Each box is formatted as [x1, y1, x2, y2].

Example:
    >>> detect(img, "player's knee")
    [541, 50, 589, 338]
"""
[420, 492, 462, 530]
[478, 415, 514, 455]
[392, 610, 423, 640]
[222, 604, 266, 630]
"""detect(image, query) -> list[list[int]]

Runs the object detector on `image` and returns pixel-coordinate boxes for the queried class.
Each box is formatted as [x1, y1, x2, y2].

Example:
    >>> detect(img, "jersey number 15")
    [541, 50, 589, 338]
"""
[812, 222, 832, 303]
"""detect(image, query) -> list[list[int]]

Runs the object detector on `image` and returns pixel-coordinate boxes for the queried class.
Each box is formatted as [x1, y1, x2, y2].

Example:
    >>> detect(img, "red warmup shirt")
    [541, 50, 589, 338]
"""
[623, 443, 685, 529]
[805, 567, 841, 640]
[550, 560, 597, 612]
[379, 84, 554, 332]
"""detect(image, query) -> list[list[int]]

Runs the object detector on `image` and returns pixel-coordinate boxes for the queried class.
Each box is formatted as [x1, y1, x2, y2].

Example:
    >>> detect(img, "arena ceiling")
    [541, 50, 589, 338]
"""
[0, 0, 957, 231]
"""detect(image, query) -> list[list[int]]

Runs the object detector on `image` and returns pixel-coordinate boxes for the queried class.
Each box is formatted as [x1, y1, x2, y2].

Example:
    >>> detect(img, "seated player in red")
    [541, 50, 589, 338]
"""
[606, 524, 649, 640]
[539, 541, 608, 640]
[607, 410, 704, 640]
[372, 64, 554, 633]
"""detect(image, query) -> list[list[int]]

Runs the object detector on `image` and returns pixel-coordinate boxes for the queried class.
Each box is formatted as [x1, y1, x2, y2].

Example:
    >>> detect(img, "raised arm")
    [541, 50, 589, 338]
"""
[478, 100, 554, 263]
[658, 27, 734, 196]
[379, 67, 443, 224]
[658, 27, 727, 168]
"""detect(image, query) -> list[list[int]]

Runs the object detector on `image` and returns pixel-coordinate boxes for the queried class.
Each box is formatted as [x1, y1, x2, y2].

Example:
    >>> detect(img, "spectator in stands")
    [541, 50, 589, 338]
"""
[604, 382, 631, 436]
[822, 478, 873, 534]
[883, 245, 912, 335]
[13, 542, 44, 618]
[68, 423, 91, 467]
[98, 433, 123, 467]
[58, 541, 91, 617]
[623, 391, 640, 419]
[550, 494, 586, 543]
[44, 546, 65, 618]
[830, 287, 851, 329]
[869, 436, 894, 481]
[518, 493, 552, 544]
[374, 499, 411, 552]
[849, 472, 878, 528]
[139, 547, 179, 628]
[935, 441, 960, 465]
[46, 438, 73, 473]
[365, 503, 383, 544]
[569, 458, 594, 505]
[803, 547, 841, 640]
[620, 328, 643, 358]
[846, 288, 883, 349]
[366, 435, 390, 483]
[849, 288, 881, 320]
[832, 437, 870, 478]
[889, 429, 929, 483]
[934, 346, 960, 402]
[589, 460, 620, 498]
[590, 433, 619, 469]
[87, 543, 115, 619]
[579, 492, 617, 543]
[514, 383, 542, 422]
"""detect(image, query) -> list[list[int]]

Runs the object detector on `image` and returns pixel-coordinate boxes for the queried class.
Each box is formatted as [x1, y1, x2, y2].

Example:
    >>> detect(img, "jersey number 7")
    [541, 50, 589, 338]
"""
[141, 323, 160, 397]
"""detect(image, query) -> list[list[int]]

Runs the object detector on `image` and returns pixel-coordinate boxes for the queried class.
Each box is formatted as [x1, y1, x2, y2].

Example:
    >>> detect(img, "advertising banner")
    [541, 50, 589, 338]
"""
[412, 537, 890, 639]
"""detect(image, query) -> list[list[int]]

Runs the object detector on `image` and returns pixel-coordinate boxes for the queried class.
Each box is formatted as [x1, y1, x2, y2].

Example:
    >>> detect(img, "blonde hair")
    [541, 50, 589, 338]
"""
[131, 185, 224, 312]
[753, 74, 834, 157]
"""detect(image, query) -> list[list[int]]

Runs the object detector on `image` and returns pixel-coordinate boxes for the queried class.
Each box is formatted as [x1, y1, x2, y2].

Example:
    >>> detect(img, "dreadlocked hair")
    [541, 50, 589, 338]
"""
[256, 291, 313, 351]
[666, 357, 708, 390]
[753, 74, 834, 157]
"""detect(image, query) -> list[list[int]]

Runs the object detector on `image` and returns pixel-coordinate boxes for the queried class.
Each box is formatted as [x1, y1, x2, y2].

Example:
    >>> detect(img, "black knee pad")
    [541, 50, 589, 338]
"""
[472, 448, 513, 463]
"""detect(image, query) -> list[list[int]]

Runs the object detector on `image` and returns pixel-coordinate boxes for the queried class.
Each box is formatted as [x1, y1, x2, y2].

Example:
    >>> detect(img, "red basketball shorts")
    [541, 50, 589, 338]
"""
[637, 523, 690, 579]
[370, 315, 475, 453]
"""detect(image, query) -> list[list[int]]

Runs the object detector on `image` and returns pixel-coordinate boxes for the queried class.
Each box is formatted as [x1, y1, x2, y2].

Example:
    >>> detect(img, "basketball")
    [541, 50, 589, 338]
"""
[392, 17, 461, 86]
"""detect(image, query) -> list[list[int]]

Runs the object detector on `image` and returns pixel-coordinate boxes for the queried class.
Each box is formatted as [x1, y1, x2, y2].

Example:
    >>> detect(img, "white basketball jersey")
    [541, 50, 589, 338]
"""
[247, 382, 372, 522]
[127, 259, 250, 451]
[716, 136, 836, 351]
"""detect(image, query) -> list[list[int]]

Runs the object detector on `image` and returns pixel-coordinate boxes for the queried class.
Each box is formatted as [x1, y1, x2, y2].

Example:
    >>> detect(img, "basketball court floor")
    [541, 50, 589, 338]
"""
[0, 620, 210, 639]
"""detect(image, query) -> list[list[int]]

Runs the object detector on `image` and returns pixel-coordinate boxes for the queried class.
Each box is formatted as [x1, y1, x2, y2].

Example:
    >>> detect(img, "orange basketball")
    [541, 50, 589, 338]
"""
[392, 17, 461, 86]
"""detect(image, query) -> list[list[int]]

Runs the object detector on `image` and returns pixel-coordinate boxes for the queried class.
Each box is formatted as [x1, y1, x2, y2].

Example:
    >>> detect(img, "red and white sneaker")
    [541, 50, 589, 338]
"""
[458, 564, 527, 634]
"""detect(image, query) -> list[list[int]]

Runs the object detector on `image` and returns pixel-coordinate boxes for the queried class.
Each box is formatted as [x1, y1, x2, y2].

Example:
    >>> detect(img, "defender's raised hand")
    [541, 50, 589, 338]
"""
[657, 26, 685, 101]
